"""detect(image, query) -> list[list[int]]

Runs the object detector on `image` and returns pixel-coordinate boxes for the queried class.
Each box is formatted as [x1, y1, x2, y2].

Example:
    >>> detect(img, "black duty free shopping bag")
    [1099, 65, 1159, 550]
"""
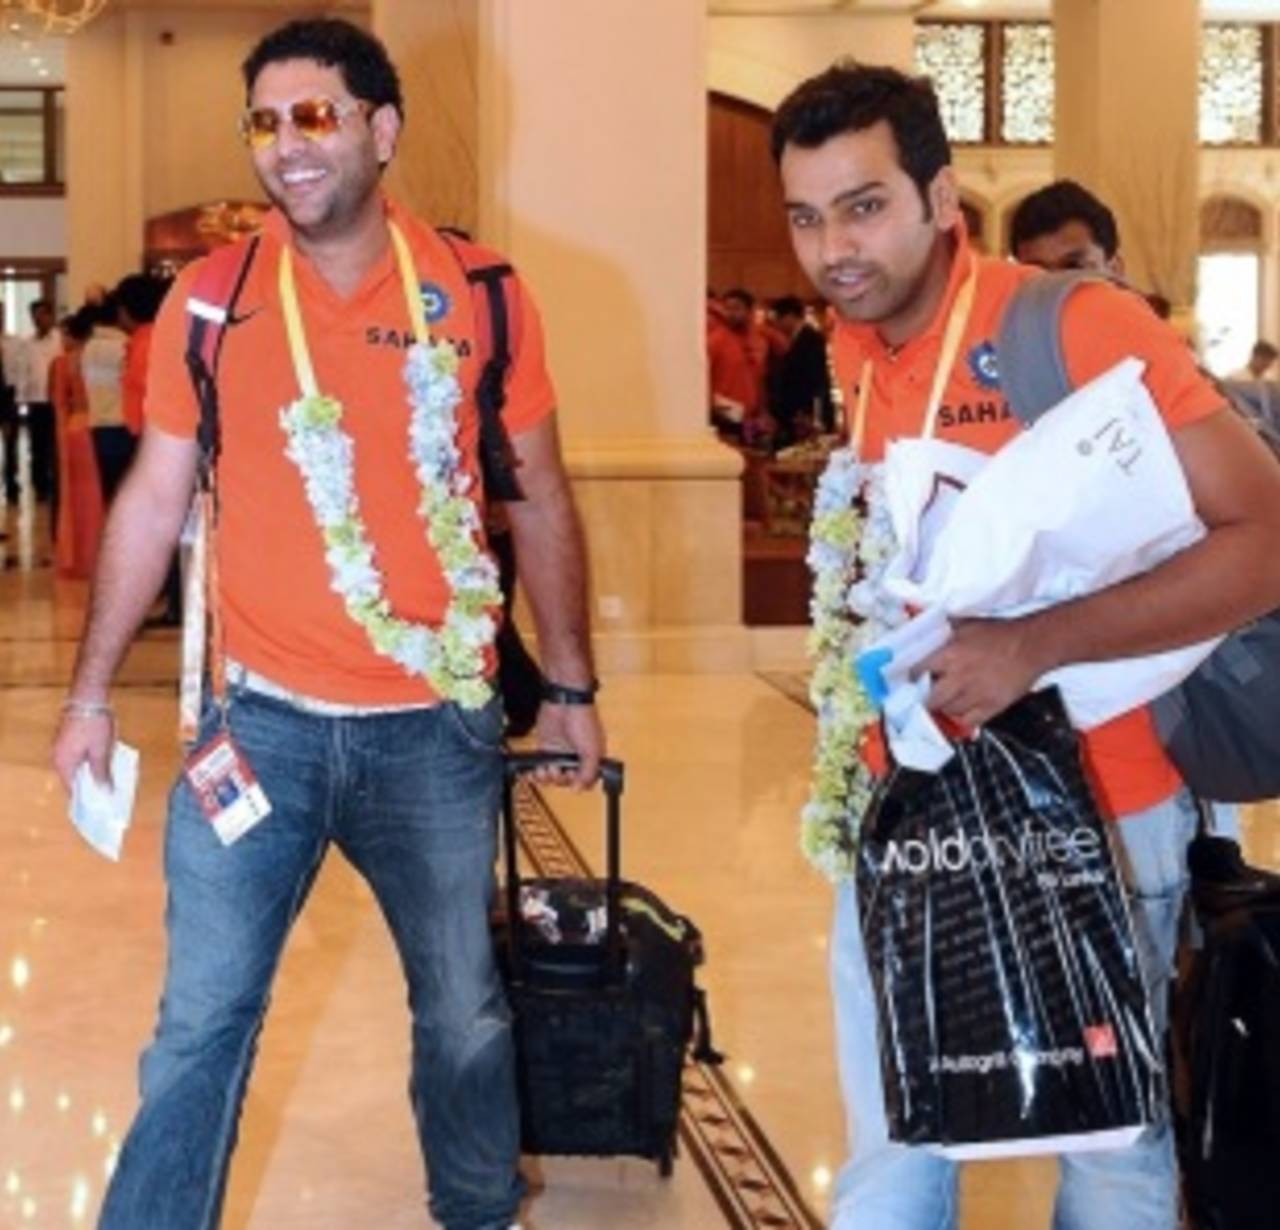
[856, 689, 1162, 1159]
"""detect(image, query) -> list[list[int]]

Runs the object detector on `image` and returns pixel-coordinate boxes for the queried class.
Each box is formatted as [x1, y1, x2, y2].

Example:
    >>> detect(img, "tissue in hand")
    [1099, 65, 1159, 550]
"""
[68, 742, 140, 861]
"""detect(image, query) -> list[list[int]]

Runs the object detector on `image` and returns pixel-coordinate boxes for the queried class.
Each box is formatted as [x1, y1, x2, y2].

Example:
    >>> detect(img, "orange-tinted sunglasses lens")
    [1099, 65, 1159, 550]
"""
[240, 98, 345, 149]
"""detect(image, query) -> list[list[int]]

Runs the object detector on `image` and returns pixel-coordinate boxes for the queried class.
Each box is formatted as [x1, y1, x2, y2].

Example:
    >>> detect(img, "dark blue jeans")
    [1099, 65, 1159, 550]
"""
[98, 689, 522, 1230]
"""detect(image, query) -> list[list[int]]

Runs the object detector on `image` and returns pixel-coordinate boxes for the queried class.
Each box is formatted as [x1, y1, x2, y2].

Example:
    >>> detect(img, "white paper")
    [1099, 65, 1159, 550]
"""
[883, 679, 955, 773]
[877, 359, 1220, 731]
[880, 438, 988, 598]
[68, 742, 140, 861]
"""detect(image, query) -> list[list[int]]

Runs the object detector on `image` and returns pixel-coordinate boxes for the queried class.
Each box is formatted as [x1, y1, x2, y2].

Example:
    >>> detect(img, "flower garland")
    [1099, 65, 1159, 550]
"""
[278, 235, 501, 710]
[802, 448, 905, 881]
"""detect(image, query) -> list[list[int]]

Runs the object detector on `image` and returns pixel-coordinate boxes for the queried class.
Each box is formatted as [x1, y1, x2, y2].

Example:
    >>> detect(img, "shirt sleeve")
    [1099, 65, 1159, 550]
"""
[143, 262, 204, 439]
[1060, 283, 1226, 431]
[501, 275, 557, 436]
[16, 340, 37, 404]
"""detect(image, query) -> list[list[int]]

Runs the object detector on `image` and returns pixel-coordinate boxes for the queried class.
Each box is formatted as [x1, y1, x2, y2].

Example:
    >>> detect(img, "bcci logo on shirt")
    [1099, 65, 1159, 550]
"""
[968, 340, 1000, 390]
[419, 281, 452, 325]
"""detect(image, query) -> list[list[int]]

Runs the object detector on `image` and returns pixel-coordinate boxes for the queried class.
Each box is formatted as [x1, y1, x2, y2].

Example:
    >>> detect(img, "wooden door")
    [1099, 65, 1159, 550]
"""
[708, 93, 814, 302]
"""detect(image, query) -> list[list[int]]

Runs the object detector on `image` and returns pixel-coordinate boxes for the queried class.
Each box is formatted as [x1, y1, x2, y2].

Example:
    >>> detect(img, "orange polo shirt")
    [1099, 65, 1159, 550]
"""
[146, 197, 556, 704]
[707, 319, 765, 415]
[832, 229, 1225, 818]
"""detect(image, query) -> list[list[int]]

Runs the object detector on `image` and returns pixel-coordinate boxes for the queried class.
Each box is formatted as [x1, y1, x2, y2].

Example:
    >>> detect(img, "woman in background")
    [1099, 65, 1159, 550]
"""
[49, 309, 104, 580]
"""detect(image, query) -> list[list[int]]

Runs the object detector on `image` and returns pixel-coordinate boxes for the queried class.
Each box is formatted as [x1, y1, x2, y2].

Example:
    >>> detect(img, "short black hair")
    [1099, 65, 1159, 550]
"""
[723, 288, 755, 309]
[1009, 179, 1119, 259]
[29, 298, 52, 315]
[64, 309, 95, 344]
[771, 61, 951, 207]
[242, 18, 403, 119]
[115, 274, 169, 325]
[90, 294, 119, 328]
[771, 296, 805, 319]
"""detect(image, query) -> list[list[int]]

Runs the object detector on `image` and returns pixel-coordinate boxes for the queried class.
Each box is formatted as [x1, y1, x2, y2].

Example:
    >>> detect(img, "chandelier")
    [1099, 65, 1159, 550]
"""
[1, 0, 108, 38]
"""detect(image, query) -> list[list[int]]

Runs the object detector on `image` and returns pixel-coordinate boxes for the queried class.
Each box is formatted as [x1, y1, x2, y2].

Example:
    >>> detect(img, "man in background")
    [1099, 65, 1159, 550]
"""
[18, 298, 63, 512]
[708, 287, 769, 441]
[1009, 178, 1123, 275]
[0, 305, 22, 505]
[1229, 339, 1279, 383]
[768, 295, 833, 442]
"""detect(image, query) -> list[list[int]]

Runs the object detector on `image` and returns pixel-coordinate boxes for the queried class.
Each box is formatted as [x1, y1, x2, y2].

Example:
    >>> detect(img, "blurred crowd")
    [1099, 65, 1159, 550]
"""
[0, 274, 172, 590]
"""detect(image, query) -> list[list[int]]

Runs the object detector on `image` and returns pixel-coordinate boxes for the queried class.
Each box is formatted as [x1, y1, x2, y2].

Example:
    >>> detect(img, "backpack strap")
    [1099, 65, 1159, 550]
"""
[184, 234, 261, 488]
[994, 270, 1113, 427]
[439, 229, 526, 502]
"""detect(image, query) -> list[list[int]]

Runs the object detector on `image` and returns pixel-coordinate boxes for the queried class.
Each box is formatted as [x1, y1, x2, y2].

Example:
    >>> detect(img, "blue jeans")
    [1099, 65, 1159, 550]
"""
[98, 689, 522, 1230]
[829, 789, 1198, 1230]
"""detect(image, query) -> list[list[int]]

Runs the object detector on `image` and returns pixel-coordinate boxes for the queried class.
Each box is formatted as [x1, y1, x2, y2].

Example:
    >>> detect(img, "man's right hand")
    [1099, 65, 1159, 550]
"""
[52, 711, 115, 793]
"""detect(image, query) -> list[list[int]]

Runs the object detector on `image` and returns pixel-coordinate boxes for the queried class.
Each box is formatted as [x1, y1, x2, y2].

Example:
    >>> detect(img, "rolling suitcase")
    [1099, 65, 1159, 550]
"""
[494, 752, 720, 1176]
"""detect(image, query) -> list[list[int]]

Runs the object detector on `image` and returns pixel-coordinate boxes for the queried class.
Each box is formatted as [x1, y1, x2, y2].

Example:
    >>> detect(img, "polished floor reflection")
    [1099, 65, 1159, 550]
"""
[2, 478, 1278, 1229]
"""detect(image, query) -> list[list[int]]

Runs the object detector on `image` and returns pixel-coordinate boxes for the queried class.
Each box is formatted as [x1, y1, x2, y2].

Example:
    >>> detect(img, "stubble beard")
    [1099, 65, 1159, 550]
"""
[261, 154, 381, 244]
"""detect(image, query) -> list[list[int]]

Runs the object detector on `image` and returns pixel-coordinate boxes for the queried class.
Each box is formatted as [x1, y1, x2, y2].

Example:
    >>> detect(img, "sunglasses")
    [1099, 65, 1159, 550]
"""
[238, 96, 373, 149]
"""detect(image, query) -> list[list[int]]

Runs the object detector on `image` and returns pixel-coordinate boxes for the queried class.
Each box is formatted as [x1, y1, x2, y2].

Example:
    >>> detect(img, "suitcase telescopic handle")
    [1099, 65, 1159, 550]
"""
[501, 752, 627, 983]
[502, 751, 625, 795]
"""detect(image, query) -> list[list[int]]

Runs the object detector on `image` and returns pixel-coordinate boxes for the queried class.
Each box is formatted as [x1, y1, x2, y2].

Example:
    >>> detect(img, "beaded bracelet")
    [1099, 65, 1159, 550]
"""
[61, 699, 114, 720]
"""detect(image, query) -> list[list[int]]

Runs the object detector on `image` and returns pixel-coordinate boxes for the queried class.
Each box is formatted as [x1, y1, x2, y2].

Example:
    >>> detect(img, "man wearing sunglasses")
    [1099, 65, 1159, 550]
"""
[52, 18, 600, 1230]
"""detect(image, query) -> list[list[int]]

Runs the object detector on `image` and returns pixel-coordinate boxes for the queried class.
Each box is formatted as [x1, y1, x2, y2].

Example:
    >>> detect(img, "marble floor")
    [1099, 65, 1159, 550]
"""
[2, 479, 1278, 1230]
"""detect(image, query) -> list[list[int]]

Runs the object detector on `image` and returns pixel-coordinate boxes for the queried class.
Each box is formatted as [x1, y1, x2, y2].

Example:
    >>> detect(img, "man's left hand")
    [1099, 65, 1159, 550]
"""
[535, 702, 605, 790]
[918, 616, 1053, 729]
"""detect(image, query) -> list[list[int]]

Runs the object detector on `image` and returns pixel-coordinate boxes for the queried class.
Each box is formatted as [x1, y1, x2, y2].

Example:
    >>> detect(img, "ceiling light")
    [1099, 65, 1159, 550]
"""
[1, 1, 107, 37]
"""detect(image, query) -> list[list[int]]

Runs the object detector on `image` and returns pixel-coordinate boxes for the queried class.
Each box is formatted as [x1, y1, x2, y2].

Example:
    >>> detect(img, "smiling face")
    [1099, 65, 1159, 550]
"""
[247, 58, 399, 243]
[780, 120, 959, 343]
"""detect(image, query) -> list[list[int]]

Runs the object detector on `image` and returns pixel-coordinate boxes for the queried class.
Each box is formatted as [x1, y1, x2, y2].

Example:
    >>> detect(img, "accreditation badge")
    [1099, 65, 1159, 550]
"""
[183, 732, 272, 846]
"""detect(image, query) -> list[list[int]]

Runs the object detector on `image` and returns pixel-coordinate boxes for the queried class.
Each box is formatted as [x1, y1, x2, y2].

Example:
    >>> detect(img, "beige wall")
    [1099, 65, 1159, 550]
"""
[373, 0, 479, 237]
[1054, 0, 1200, 308]
[66, 10, 136, 302]
[481, 0, 709, 445]
[708, 12, 914, 111]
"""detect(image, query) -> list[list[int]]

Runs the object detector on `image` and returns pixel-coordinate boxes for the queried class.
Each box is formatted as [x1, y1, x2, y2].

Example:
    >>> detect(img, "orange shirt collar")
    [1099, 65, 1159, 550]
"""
[838, 220, 974, 361]
[259, 192, 421, 307]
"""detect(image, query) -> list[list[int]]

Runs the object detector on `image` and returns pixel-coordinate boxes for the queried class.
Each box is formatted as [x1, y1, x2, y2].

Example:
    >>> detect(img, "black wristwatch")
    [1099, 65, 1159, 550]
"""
[540, 677, 600, 706]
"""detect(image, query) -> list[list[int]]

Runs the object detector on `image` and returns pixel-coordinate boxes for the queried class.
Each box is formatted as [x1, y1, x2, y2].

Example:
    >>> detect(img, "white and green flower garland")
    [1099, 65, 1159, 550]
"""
[802, 449, 905, 881]
[279, 336, 501, 710]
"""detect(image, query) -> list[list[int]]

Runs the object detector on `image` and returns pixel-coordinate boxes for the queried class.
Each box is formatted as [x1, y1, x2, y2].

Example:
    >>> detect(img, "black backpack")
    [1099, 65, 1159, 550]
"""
[995, 271, 1280, 802]
[1174, 825, 1280, 1228]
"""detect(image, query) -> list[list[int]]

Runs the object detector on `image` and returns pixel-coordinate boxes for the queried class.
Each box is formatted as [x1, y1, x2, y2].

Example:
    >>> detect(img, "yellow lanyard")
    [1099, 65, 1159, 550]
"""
[850, 264, 979, 454]
[180, 223, 429, 741]
[277, 220, 428, 394]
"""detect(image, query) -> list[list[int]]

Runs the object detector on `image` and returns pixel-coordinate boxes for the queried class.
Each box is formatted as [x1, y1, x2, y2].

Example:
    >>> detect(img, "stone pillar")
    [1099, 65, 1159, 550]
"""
[377, 0, 750, 672]
[1054, 0, 1200, 316]
[372, 0, 481, 236]
[66, 10, 146, 302]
